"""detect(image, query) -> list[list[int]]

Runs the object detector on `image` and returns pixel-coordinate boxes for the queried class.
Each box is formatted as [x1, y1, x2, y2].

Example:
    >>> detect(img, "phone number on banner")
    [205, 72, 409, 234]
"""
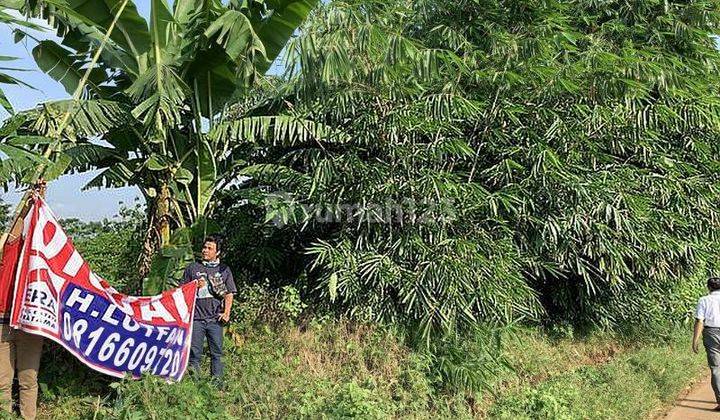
[59, 285, 187, 379]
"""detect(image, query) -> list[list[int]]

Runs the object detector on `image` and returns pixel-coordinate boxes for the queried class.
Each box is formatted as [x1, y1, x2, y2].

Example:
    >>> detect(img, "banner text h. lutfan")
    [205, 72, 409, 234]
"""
[9, 196, 197, 381]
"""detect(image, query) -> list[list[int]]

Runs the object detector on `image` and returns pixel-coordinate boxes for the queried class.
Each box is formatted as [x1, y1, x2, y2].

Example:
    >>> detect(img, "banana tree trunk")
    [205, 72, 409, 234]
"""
[156, 183, 171, 245]
[136, 183, 172, 292]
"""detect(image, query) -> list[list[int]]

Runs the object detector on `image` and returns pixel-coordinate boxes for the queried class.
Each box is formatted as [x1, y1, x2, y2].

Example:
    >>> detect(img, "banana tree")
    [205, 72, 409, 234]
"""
[4, 0, 319, 288]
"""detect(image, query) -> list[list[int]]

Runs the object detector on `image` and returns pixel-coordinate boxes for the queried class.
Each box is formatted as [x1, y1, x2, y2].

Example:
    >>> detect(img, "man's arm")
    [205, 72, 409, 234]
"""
[218, 268, 236, 323]
[219, 293, 233, 323]
[693, 318, 704, 354]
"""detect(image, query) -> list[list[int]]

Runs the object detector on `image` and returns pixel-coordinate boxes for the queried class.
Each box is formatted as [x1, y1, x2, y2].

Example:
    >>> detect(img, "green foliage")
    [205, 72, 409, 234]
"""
[230, 280, 308, 330]
[426, 327, 513, 394]
[0, 114, 54, 186]
[37, 340, 114, 418]
[38, 321, 459, 419]
[4, 0, 716, 340]
[0, 196, 9, 231]
[36, 318, 702, 419]
[25, 209, 702, 418]
[215, 189, 309, 284]
[302, 381, 390, 419]
[110, 375, 229, 419]
[4, 0, 718, 416]
[212, 0, 720, 339]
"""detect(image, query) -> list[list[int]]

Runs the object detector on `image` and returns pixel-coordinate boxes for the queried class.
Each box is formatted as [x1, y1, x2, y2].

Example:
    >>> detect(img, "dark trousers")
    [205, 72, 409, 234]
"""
[189, 319, 224, 378]
[704, 327, 720, 403]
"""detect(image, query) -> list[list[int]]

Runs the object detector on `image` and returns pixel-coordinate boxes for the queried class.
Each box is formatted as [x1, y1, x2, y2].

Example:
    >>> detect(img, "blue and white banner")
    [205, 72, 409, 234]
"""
[10, 196, 198, 381]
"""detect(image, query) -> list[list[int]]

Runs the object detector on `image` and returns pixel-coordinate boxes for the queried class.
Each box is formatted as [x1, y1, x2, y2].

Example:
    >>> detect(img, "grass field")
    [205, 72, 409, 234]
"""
[34, 322, 704, 419]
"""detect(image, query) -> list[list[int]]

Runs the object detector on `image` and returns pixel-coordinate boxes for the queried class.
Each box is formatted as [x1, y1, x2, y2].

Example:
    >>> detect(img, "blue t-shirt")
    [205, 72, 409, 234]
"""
[181, 261, 237, 320]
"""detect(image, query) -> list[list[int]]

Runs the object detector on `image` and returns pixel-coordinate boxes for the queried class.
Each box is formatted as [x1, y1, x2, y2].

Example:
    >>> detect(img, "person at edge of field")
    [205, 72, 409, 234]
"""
[181, 234, 236, 385]
[692, 276, 720, 411]
[0, 180, 46, 420]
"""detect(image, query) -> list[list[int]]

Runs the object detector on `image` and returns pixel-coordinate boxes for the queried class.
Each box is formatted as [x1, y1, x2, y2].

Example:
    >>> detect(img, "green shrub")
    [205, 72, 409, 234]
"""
[300, 381, 391, 419]
[109, 375, 229, 419]
[230, 280, 308, 329]
[425, 327, 512, 394]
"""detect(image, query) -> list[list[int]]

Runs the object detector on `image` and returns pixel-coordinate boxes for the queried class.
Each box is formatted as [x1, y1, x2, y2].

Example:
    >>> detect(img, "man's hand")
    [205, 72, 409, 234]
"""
[218, 311, 230, 323]
[220, 293, 233, 323]
[693, 319, 704, 355]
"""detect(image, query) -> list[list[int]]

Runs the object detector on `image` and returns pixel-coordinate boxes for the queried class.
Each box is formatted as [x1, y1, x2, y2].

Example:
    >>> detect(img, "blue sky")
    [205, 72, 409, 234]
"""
[0, 5, 152, 221]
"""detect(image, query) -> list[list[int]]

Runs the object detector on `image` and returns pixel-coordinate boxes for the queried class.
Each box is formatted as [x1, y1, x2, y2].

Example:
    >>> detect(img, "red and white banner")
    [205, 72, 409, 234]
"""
[10, 196, 197, 381]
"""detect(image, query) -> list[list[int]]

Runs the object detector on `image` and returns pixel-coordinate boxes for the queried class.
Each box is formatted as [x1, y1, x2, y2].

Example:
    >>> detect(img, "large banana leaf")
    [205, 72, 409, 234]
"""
[40, 152, 72, 181]
[255, 0, 319, 73]
[23, 99, 132, 139]
[0, 143, 49, 163]
[63, 142, 123, 171]
[66, 0, 151, 62]
[205, 10, 267, 66]
[128, 0, 180, 139]
[186, 47, 239, 117]
[10, 0, 151, 76]
[196, 139, 217, 216]
[149, 0, 174, 57]
[0, 140, 52, 185]
[171, 0, 204, 29]
[32, 40, 107, 97]
[127, 63, 188, 132]
[56, 22, 140, 77]
[82, 160, 137, 189]
[0, 9, 42, 113]
[189, 0, 319, 115]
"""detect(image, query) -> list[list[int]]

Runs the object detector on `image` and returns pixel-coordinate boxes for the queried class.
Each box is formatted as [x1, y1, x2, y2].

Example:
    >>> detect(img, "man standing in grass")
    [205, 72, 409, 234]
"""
[692, 276, 720, 411]
[182, 235, 236, 384]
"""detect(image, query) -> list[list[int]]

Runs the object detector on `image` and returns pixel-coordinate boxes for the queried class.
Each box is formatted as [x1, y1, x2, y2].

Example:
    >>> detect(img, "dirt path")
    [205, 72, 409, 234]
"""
[665, 378, 720, 419]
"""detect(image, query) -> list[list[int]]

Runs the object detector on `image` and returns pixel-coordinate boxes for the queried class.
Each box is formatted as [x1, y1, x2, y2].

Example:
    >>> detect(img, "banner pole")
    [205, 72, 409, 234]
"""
[0, 0, 131, 257]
